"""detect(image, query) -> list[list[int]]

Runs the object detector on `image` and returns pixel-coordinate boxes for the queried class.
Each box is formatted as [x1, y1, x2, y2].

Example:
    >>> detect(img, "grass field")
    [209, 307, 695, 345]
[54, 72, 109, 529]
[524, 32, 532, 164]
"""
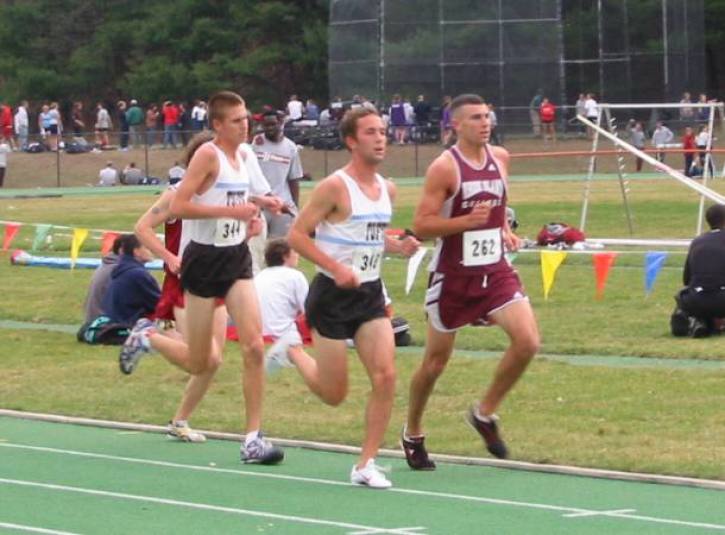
[2, 165, 725, 481]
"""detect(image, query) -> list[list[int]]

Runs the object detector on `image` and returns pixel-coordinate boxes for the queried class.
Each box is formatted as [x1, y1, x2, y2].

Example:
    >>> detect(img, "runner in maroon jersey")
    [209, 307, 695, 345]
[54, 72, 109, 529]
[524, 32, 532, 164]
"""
[402, 94, 540, 470]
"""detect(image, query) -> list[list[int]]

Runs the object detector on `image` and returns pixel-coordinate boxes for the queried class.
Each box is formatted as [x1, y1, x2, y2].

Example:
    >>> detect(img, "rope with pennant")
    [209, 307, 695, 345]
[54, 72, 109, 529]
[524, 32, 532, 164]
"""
[2, 219, 678, 294]
[1, 220, 135, 269]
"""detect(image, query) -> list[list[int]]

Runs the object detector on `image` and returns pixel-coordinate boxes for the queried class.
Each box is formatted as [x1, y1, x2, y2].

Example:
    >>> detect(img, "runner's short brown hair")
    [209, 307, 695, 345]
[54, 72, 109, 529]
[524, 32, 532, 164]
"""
[339, 107, 380, 151]
[208, 91, 245, 124]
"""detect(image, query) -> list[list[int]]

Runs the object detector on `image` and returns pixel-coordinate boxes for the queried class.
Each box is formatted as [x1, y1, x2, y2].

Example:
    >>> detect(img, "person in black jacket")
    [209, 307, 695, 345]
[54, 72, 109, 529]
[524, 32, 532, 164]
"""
[673, 204, 725, 337]
[102, 234, 160, 326]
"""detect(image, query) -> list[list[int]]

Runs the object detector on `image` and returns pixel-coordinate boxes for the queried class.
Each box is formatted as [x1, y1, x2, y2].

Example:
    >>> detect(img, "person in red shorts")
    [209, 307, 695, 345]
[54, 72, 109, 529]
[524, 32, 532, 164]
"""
[402, 94, 540, 470]
[0, 102, 15, 150]
[539, 97, 556, 142]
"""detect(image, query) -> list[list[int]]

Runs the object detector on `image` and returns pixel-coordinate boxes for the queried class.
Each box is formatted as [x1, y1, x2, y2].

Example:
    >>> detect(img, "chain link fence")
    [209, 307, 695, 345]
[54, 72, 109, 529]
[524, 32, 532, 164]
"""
[329, 0, 705, 133]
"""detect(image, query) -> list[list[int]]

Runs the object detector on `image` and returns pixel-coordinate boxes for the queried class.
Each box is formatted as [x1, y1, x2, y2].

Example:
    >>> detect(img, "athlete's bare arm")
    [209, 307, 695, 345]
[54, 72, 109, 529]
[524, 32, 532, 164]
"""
[170, 144, 258, 221]
[249, 194, 284, 214]
[135, 188, 181, 274]
[413, 153, 491, 239]
[383, 180, 419, 256]
[288, 175, 359, 288]
[489, 145, 521, 251]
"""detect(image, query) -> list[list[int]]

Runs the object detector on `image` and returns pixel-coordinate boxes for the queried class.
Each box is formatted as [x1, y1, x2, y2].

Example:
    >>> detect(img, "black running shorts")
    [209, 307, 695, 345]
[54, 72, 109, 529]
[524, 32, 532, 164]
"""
[305, 273, 387, 340]
[180, 241, 253, 298]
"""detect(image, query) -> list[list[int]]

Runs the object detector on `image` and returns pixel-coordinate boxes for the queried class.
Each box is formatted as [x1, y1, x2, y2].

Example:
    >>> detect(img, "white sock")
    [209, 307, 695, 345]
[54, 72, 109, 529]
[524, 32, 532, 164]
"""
[403, 425, 423, 441]
[172, 420, 187, 428]
[244, 430, 260, 446]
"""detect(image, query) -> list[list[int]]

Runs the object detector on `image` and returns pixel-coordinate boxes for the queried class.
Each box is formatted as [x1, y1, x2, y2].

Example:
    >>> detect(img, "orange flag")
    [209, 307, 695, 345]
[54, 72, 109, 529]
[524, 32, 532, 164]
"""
[2, 222, 21, 251]
[593, 252, 618, 300]
[100, 231, 120, 256]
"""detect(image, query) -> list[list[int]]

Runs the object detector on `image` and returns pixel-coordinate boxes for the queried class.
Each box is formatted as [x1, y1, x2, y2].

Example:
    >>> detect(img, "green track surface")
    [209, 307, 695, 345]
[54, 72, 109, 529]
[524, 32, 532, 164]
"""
[0, 416, 723, 534]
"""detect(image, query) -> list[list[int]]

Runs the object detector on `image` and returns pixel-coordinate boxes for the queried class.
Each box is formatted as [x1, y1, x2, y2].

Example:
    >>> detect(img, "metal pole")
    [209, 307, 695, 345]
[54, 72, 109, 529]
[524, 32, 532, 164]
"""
[414, 140, 419, 178]
[379, 0, 385, 102]
[144, 133, 149, 178]
[597, 0, 604, 98]
[662, 0, 669, 100]
[605, 107, 635, 234]
[439, 0, 444, 99]
[696, 104, 717, 235]
[56, 143, 61, 188]
[580, 106, 603, 231]
[555, 0, 567, 134]
[623, 0, 633, 101]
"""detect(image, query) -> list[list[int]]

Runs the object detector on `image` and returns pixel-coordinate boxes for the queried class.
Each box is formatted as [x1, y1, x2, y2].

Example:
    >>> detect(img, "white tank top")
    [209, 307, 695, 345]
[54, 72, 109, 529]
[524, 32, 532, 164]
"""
[186, 142, 250, 247]
[315, 170, 392, 282]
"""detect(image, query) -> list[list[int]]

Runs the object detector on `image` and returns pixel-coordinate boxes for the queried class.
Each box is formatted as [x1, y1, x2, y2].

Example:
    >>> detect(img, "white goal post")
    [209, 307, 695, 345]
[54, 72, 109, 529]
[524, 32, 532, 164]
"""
[578, 101, 725, 239]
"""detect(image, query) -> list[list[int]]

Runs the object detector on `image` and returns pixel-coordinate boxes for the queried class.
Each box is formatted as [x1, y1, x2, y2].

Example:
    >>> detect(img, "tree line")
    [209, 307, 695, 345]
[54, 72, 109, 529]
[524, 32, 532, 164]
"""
[0, 0, 329, 108]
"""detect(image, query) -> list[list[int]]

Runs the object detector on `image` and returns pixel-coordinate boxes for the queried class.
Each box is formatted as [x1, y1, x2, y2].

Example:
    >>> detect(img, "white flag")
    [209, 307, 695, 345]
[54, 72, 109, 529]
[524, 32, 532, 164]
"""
[405, 247, 428, 295]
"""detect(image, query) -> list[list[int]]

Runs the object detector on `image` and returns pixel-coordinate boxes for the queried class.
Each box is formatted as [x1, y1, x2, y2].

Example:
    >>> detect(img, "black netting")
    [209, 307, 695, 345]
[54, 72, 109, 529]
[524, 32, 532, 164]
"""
[329, 0, 706, 133]
[330, 0, 378, 21]
[385, 64, 441, 103]
[329, 62, 378, 102]
[442, 64, 501, 102]
[385, 23, 439, 64]
[383, 0, 438, 23]
[443, 0, 498, 21]
[502, 21, 559, 62]
[501, 0, 558, 20]
[328, 20, 378, 62]
[442, 23, 499, 62]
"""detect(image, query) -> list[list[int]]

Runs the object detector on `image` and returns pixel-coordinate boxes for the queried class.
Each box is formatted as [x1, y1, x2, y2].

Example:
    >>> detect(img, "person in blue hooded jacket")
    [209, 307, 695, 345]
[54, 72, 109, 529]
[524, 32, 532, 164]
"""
[102, 234, 160, 325]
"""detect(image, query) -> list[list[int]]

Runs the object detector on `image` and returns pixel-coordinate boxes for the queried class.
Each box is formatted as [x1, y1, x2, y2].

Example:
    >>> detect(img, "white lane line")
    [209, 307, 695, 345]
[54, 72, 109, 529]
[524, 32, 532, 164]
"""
[348, 528, 427, 535]
[564, 509, 637, 518]
[2, 443, 724, 531]
[0, 443, 350, 487]
[0, 522, 82, 535]
[606, 511, 725, 532]
[0, 478, 414, 535]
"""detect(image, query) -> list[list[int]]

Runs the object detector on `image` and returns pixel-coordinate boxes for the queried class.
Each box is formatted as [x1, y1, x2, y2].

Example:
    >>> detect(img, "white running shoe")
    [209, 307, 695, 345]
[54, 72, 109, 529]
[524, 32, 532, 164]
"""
[166, 420, 206, 443]
[264, 334, 296, 375]
[350, 458, 392, 489]
[119, 318, 155, 375]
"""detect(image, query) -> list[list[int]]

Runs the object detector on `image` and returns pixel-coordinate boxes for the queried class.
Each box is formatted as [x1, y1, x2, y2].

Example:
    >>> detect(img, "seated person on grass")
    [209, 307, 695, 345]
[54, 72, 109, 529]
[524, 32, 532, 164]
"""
[672, 204, 725, 337]
[122, 162, 145, 185]
[254, 238, 310, 373]
[98, 161, 118, 186]
[101, 234, 160, 326]
[82, 234, 123, 324]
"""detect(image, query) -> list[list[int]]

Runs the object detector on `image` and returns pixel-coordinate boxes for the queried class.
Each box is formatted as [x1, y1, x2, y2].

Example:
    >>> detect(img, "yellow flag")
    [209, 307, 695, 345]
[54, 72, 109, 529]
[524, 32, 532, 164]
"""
[70, 228, 89, 267]
[540, 250, 567, 300]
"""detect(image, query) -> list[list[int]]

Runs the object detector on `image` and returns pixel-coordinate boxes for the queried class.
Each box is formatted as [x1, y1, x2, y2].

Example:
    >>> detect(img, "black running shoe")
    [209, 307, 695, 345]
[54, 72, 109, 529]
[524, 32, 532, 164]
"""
[690, 318, 711, 338]
[240, 432, 284, 465]
[465, 408, 509, 459]
[401, 429, 436, 471]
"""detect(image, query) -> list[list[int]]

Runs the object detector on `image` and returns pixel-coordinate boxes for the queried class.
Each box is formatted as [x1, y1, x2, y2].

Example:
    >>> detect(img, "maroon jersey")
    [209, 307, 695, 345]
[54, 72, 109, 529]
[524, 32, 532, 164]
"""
[428, 144, 510, 275]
